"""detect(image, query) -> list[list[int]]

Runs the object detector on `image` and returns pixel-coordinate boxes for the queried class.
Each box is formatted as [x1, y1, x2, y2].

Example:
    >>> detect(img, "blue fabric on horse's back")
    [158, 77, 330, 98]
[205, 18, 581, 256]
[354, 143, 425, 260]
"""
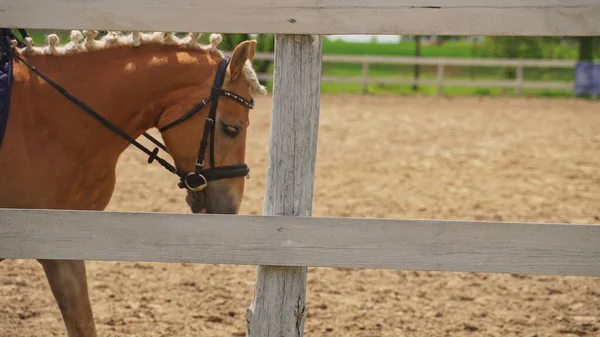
[0, 33, 14, 147]
[574, 62, 600, 96]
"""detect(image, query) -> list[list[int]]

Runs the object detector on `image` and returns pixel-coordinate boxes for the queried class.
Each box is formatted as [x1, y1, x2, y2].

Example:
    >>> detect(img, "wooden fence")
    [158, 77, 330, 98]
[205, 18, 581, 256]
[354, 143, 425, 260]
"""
[1, 1, 600, 336]
[251, 53, 576, 95]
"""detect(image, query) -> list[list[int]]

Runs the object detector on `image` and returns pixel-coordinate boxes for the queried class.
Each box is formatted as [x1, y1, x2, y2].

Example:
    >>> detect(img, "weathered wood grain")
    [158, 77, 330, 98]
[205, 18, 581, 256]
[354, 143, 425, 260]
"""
[1, 208, 599, 277]
[246, 34, 323, 337]
[1, 0, 599, 35]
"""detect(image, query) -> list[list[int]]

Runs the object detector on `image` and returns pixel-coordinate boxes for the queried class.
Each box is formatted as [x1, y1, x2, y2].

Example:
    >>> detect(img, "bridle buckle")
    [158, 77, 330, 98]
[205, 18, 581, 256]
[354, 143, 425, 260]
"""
[183, 172, 208, 192]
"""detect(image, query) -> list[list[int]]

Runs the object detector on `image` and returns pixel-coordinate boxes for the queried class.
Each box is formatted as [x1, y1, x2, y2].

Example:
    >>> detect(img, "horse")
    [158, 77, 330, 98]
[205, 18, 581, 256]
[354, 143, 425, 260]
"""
[0, 29, 266, 337]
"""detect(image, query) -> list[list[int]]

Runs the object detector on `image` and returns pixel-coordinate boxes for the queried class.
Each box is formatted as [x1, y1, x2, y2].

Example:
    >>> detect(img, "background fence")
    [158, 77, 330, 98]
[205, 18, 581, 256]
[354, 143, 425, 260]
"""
[252, 52, 576, 95]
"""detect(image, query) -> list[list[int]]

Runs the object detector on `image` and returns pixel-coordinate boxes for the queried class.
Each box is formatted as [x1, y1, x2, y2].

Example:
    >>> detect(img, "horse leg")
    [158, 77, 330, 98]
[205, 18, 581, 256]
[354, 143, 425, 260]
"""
[39, 259, 97, 337]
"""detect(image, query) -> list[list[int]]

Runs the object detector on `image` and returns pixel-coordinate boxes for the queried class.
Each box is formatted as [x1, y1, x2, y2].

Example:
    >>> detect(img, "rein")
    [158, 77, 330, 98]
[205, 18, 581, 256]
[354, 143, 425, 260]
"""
[4, 29, 253, 193]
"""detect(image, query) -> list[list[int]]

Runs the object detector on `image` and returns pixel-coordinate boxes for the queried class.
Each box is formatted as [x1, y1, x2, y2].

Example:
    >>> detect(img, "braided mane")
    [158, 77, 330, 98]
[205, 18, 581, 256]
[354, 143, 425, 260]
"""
[11, 30, 267, 95]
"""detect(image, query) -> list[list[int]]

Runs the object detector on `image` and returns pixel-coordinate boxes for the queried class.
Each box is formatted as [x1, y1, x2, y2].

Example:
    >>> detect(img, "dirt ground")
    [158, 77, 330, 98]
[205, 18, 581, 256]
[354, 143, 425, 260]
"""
[1, 94, 600, 337]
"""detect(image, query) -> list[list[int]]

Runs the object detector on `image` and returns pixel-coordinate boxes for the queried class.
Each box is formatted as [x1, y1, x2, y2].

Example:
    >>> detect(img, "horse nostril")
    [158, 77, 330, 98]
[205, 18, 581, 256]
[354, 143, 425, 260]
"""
[186, 192, 206, 214]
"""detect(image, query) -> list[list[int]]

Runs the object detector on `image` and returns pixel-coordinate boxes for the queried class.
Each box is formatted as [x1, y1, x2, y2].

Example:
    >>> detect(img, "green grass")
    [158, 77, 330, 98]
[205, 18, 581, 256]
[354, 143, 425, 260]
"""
[323, 39, 475, 58]
[321, 62, 574, 82]
[322, 38, 582, 60]
[262, 79, 576, 98]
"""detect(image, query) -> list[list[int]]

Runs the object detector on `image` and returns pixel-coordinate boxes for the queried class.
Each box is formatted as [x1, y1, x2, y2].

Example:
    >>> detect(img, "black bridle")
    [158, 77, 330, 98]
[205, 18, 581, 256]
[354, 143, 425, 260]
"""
[3, 29, 253, 192]
[158, 55, 254, 191]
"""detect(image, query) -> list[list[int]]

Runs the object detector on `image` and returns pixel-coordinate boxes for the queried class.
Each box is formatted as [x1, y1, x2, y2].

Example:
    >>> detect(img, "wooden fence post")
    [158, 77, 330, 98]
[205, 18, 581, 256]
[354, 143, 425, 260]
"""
[516, 62, 524, 96]
[437, 60, 445, 96]
[246, 34, 323, 337]
[361, 59, 369, 94]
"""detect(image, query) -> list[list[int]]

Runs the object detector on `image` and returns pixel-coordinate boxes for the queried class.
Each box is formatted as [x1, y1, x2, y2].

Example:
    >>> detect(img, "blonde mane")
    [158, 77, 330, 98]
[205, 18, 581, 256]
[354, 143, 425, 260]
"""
[11, 30, 267, 95]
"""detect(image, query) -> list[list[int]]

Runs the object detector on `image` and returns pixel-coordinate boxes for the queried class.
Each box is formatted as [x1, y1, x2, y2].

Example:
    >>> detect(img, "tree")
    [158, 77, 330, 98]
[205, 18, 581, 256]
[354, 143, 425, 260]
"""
[481, 37, 543, 79]
[578, 36, 596, 62]
[412, 35, 421, 92]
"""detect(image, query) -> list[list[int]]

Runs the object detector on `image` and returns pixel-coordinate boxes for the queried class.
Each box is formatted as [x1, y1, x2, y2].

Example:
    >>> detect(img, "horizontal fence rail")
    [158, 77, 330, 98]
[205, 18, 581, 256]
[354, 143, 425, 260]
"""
[1, 1, 600, 35]
[252, 53, 577, 68]
[1, 208, 599, 277]
[249, 53, 576, 95]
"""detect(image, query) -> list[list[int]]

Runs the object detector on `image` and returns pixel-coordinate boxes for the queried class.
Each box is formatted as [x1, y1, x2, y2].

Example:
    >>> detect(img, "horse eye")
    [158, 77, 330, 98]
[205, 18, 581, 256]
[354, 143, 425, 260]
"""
[222, 123, 241, 138]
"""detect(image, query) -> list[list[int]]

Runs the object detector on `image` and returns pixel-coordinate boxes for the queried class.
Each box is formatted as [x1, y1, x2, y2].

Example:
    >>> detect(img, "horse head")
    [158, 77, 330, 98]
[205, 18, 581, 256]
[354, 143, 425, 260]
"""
[155, 38, 263, 214]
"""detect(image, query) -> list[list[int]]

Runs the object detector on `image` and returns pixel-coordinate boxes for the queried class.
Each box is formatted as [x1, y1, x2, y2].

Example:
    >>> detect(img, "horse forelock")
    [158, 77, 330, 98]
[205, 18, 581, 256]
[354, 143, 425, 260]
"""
[11, 30, 267, 95]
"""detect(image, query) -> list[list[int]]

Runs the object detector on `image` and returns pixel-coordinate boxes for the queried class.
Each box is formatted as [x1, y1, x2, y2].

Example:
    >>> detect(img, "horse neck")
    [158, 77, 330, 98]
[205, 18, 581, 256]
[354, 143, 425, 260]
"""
[17, 45, 216, 163]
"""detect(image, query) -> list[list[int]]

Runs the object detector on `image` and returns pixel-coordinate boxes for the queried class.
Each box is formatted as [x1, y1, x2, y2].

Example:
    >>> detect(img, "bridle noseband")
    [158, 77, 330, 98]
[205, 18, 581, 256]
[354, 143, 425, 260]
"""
[4, 29, 253, 193]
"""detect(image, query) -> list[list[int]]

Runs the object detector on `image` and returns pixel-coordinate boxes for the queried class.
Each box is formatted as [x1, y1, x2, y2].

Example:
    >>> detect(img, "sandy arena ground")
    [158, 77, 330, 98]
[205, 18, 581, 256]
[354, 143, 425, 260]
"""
[1, 94, 599, 337]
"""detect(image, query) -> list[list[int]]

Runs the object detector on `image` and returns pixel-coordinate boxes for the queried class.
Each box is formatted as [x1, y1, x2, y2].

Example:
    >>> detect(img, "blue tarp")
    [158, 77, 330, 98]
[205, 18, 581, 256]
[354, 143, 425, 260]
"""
[574, 62, 600, 96]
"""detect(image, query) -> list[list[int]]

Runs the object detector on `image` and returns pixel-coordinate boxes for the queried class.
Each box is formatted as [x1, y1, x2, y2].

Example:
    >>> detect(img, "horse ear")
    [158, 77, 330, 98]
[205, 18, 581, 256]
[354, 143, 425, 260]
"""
[229, 40, 256, 81]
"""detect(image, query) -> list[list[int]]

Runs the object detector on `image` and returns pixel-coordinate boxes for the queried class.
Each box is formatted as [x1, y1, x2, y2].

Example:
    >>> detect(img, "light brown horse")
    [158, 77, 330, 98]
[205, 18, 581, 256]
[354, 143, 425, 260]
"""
[0, 30, 266, 336]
